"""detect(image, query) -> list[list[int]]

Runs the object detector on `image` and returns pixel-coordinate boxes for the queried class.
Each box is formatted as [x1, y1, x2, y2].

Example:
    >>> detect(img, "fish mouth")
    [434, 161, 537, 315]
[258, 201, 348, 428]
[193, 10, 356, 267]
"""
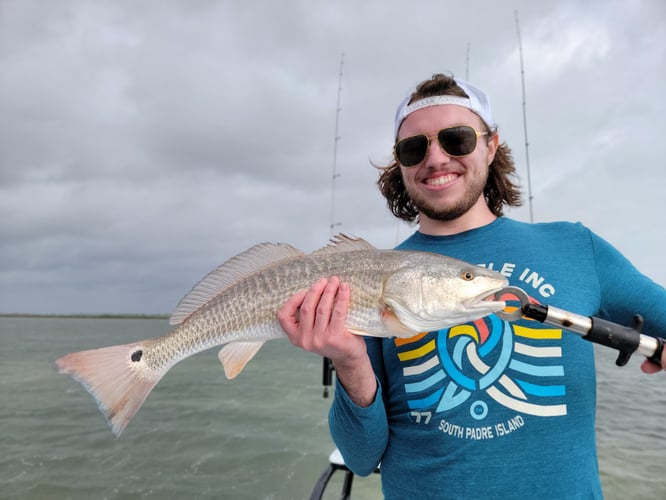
[464, 286, 508, 312]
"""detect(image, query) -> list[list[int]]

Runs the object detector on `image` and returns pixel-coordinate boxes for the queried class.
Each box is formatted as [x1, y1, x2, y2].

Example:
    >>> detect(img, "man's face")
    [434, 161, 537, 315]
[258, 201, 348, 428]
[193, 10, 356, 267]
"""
[396, 104, 498, 222]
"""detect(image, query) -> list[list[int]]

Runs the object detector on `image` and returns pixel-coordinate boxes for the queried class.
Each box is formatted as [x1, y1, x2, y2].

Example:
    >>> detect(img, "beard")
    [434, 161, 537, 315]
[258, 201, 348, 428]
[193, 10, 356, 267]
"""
[405, 172, 487, 222]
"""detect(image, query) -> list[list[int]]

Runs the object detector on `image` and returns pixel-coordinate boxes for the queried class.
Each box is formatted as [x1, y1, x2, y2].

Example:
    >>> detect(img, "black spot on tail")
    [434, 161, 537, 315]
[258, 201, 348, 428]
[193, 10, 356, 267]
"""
[131, 350, 143, 362]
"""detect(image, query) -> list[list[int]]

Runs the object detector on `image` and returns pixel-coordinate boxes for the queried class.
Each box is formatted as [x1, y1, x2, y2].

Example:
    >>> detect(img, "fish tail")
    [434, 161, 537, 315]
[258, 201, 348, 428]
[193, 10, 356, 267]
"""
[55, 343, 166, 437]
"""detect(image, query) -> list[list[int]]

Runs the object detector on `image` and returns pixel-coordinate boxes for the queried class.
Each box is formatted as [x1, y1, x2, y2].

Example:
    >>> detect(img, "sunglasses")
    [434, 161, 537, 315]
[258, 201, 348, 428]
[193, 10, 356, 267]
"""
[394, 125, 488, 167]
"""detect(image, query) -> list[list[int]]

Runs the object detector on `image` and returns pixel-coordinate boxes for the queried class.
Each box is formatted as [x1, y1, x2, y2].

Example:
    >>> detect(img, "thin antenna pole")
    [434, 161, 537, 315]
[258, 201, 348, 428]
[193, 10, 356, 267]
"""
[465, 42, 471, 80]
[515, 10, 534, 223]
[329, 53, 344, 238]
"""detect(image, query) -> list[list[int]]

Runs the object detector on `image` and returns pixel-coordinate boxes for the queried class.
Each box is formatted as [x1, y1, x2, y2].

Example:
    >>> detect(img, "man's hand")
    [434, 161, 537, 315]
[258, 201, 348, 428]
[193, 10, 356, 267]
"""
[640, 348, 665, 374]
[277, 276, 378, 407]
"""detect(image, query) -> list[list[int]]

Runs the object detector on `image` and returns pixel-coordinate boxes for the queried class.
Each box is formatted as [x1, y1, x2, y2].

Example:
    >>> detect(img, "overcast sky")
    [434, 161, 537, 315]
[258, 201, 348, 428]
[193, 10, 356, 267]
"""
[1, 0, 664, 315]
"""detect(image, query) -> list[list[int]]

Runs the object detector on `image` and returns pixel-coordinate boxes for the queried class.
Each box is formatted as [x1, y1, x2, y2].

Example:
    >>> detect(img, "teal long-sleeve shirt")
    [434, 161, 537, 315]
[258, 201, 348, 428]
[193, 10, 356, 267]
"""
[329, 217, 666, 500]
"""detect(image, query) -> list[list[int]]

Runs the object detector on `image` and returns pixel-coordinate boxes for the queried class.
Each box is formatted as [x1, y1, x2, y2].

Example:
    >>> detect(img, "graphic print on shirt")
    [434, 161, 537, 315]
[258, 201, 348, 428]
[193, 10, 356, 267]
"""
[398, 290, 567, 436]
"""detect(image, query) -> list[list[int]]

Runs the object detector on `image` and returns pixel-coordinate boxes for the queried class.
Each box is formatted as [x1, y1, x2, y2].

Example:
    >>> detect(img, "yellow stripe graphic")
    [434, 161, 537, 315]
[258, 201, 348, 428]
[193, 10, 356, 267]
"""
[513, 324, 562, 340]
[449, 324, 479, 343]
[398, 339, 436, 361]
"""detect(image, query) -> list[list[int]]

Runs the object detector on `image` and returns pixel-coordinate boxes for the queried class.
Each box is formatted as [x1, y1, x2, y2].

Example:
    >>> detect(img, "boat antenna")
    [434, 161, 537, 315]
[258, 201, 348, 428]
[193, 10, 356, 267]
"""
[323, 52, 345, 398]
[515, 10, 534, 223]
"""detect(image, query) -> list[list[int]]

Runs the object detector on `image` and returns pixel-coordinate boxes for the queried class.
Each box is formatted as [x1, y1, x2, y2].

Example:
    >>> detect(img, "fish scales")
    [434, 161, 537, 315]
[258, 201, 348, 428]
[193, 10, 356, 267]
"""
[141, 249, 401, 373]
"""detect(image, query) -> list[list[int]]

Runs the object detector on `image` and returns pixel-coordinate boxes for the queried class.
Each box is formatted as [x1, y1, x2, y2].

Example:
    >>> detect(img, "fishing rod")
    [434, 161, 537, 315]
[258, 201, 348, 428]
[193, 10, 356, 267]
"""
[322, 52, 345, 398]
[497, 286, 664, 367]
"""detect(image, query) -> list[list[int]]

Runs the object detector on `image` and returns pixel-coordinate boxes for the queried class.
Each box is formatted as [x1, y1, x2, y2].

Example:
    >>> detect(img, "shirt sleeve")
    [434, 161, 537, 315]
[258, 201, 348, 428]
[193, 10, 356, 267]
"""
[589, 229, 666, 338]
[327, 336, 389, 476]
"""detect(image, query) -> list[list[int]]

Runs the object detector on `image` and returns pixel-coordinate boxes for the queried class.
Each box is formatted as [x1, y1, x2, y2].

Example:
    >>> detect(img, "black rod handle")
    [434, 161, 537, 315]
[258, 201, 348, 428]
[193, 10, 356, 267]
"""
[322, 357, 334, 398]
[586, 315, 643, 366]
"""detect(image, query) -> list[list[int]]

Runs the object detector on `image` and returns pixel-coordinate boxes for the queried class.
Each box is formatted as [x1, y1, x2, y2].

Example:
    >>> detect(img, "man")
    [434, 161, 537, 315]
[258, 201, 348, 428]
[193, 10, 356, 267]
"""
[278, 74, 666, 499]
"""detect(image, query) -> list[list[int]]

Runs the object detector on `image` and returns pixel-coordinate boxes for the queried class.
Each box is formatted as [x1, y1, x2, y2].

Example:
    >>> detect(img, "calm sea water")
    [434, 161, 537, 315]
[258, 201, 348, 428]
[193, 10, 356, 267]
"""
[1, 317, 664, 499]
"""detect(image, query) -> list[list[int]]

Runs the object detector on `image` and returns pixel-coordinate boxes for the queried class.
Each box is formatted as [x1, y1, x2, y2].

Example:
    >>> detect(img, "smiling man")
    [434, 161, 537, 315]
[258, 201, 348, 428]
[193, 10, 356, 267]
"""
[391, 81, 502, 233]
[278, 73, 666, 499]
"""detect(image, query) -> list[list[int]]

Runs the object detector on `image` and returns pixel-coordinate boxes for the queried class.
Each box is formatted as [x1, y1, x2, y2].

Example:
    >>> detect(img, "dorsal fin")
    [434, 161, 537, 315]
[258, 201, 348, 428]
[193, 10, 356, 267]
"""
[309, 233, 375, 257]
[170, 242, 304, 325]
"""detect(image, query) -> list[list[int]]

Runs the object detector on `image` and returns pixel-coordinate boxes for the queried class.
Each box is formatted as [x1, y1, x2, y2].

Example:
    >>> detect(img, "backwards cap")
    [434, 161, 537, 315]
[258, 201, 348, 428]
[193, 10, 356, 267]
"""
[393, 77, 495, 138]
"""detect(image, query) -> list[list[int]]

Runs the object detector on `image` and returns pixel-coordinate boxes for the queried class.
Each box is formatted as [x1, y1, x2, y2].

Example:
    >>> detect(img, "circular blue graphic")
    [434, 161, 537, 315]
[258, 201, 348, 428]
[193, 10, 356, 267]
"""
[470, 400, 488, 420]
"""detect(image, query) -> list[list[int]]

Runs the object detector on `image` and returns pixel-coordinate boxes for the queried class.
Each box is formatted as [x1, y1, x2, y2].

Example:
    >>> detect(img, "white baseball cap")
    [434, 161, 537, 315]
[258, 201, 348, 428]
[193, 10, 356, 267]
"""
[393, 77, 495, 138]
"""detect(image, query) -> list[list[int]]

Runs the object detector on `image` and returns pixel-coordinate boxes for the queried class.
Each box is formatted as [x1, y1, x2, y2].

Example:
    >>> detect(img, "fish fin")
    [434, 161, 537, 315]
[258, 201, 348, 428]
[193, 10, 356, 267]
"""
[170, 243, 304, 325]
[347, 327, 386, 338]
[218, 341, 265, 379]
[55, 343, 167, 437]
[346, 307, 419, 339]
[309, 233, 375, 257]
[380, 306, 421, 338]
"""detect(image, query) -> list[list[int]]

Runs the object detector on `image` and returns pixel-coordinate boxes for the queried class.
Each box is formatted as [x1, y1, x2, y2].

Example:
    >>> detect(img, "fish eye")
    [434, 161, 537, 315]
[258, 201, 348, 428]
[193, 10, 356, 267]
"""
[461, 271, 475, 281]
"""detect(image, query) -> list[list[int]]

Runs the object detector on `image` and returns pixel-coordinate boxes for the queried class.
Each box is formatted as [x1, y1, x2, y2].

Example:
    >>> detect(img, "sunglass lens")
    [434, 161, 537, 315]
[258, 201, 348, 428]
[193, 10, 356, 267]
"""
[395, 135, 429, 166]
[438, 126, 477, 156]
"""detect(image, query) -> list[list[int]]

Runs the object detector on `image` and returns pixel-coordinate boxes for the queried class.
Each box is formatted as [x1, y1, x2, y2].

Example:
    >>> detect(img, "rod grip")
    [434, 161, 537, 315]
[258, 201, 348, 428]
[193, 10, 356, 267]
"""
[585, 315, 644, 366]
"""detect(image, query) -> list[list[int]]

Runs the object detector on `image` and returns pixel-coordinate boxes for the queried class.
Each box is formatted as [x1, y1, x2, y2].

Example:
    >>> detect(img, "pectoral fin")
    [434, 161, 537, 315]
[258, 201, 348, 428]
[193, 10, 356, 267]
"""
[218, 341, 265, 379]
[380, 306, 420, 338]
[347, 307, 419, 339]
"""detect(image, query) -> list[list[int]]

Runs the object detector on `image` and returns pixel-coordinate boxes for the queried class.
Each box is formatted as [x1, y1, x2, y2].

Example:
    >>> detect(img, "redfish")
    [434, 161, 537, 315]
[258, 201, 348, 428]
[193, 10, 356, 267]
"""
[56, 235, 507, 436]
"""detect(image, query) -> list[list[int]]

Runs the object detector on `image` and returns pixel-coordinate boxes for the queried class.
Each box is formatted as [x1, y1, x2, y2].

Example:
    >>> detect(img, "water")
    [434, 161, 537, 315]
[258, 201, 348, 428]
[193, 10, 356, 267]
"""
[1, 317, 663, 499]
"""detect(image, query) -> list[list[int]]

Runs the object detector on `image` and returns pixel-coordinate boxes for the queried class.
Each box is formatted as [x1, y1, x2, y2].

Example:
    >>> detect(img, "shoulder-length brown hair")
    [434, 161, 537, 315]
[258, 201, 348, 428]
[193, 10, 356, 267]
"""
[377, 74, 522, 222]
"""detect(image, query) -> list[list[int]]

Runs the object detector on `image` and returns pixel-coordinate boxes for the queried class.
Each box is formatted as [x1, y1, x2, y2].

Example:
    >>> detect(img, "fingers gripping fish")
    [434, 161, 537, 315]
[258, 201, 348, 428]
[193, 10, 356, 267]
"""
[55, 235, 507, 436]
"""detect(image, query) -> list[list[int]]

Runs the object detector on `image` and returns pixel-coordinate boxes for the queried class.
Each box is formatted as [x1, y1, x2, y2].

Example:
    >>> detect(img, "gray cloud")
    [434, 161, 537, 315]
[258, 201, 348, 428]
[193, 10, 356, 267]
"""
[1, 0, 664, 314]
